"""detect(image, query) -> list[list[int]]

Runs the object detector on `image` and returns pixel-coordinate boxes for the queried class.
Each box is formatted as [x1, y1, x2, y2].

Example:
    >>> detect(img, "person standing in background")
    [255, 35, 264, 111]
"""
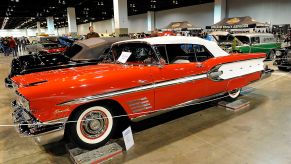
[20, 37, 26, 51]
[2, 38, 10, 56]
[15, 38, 21, 55]
[9, 37, 17, 57]
[86, 26, 100, 39]
[0, 38, 4, 54]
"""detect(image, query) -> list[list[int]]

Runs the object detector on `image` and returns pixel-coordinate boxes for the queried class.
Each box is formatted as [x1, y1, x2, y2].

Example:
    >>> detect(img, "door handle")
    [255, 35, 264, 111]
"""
[138, 80, 148, 84]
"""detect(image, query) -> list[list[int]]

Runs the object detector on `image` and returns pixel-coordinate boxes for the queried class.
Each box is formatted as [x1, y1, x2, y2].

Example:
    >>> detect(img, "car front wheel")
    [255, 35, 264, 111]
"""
[68, 105, 117, 149]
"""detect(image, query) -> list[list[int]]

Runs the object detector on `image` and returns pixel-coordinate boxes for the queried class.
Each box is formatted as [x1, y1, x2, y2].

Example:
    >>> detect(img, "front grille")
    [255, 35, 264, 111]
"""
[11, 100, 65, 136]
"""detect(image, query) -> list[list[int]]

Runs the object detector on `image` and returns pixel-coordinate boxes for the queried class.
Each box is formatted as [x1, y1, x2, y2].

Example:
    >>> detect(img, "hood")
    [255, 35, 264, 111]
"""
[12, 64, 120, 87]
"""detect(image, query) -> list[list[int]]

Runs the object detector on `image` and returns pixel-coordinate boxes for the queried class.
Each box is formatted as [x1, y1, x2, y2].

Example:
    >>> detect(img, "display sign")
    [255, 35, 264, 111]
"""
[208, 24, 250, 29]
[117, 52, 132, 64]
[122, 126, 134, 151]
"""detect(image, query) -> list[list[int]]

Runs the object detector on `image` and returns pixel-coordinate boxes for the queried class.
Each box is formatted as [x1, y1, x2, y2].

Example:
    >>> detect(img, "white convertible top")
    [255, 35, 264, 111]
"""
[114, 36, 229, 57]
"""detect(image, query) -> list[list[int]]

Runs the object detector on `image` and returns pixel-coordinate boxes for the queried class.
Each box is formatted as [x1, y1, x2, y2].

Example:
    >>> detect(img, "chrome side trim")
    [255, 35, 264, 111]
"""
[58, 73, 208, 106]
[127, 97, 152, 113]
[131, 92, 226, 122]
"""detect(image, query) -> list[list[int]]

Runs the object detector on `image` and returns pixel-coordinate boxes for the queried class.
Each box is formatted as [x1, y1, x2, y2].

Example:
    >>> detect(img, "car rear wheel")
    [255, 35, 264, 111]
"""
[227, 88, 241, 100]
[68, 105, 118, 149]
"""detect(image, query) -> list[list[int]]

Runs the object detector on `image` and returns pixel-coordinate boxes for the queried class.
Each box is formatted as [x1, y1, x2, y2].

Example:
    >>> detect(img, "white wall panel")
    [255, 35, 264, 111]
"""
[75, 3, 214, 34]
[0, 28, 48, 37]
[155, 3, 214, 29]
[93, 19, 114, 34]
[56, 27, 68, 36]
[128, 13, 147, 33]
[228, 0, 291, 25]
[77, 23, 90, 35]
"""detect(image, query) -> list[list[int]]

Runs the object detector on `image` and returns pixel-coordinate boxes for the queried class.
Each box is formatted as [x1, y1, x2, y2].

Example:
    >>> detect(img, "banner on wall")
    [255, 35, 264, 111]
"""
[162, 21, 202, 31]
[206, 16, 270, 29]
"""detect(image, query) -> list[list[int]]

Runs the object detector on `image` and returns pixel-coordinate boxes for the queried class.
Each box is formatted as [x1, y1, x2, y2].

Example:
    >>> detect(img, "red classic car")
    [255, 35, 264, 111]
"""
[26, 42, 66, 54]
[11, 36, 271, 149]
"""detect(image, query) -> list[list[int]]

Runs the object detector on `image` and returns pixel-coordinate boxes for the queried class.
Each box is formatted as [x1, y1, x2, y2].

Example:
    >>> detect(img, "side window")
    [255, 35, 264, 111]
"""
[263, 37, 276, 43]
[192, 45, 214, 62]
[163, 44, 214, 64]
[165, 44, 196, 63]
[235, 36, 250, 44]
[153, 45, 169, 64]
[112, 43, 159, 65]
[251, 37, 260, 44]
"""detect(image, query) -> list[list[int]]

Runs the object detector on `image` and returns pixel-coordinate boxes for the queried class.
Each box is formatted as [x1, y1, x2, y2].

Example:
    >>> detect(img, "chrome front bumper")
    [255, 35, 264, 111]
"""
[11, 100, 66, 145]
[5, 77, 13, 88]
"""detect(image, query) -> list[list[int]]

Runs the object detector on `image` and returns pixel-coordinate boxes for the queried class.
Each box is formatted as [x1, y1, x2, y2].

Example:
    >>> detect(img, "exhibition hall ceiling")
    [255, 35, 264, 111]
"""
[0, 0, 213, 29]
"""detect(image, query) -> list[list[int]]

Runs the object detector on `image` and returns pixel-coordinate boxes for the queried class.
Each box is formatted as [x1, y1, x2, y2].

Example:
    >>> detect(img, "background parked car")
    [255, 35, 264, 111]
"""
[5, 37, 128, 88]
[209, 31, 240, 53]
[232, 33, 281, 60]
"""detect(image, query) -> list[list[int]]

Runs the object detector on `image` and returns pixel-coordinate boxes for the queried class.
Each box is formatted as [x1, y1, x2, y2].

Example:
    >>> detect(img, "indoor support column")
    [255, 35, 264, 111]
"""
[111, 18, 115, 34]
[25, 28, 28, 37]
[113, 0, 129, 36]
[147, 11, 155, 33]
[46, 16, 55, 35]
[36, 21, 41, 35]
[67, 7, 78, 36]
[214, 0, 227, 24]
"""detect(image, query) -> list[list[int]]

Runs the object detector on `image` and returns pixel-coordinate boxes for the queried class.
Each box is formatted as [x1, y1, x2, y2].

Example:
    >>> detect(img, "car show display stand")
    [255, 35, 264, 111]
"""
[218, 99, 250, 112]
[66, 142, 123, 164]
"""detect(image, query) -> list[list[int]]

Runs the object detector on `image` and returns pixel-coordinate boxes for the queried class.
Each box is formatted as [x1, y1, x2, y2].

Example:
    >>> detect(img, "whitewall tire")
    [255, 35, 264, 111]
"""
[69, 105, 117, 149]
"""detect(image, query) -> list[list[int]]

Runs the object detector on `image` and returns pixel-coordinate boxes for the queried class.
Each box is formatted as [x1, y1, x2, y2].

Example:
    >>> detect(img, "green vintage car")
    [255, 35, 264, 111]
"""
[232, 33, 281, 60]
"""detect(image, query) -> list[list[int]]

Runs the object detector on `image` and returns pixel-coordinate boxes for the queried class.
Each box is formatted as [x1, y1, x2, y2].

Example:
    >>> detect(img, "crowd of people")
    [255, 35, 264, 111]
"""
[0, 36, 30, 57]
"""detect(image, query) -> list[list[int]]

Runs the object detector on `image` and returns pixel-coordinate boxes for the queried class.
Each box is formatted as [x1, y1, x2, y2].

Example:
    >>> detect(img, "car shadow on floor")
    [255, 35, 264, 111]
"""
[113, 93, 268, 162]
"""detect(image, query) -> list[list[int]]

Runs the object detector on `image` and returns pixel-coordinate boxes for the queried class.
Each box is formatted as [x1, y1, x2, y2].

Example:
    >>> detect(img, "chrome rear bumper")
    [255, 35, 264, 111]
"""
[11, 101, 66, 145]
[261, 68, 273, 80]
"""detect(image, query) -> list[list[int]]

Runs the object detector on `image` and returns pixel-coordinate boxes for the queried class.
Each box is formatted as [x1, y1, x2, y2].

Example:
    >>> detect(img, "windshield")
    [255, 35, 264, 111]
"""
[216, 35, 235, 42]
[110, 43, 159, 65]
[235, 36, 250, 44]
[70, 43, 112, 61]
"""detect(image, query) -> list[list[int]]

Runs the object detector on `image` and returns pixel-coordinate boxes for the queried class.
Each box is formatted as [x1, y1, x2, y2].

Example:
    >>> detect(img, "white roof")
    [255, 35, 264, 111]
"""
[210, 31, 230, 36]
[114, 36, 229, 57]
[233, 33, 275, 37]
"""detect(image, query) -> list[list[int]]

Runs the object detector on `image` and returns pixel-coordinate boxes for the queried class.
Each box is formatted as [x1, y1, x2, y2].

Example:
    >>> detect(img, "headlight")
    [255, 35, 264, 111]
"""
[11, 81, 18, 89]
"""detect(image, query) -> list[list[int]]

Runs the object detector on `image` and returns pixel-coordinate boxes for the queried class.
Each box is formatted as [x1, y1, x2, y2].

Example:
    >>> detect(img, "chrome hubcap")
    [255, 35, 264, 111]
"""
[81, 111, 108, 139]
[88, 120, 101, 131]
